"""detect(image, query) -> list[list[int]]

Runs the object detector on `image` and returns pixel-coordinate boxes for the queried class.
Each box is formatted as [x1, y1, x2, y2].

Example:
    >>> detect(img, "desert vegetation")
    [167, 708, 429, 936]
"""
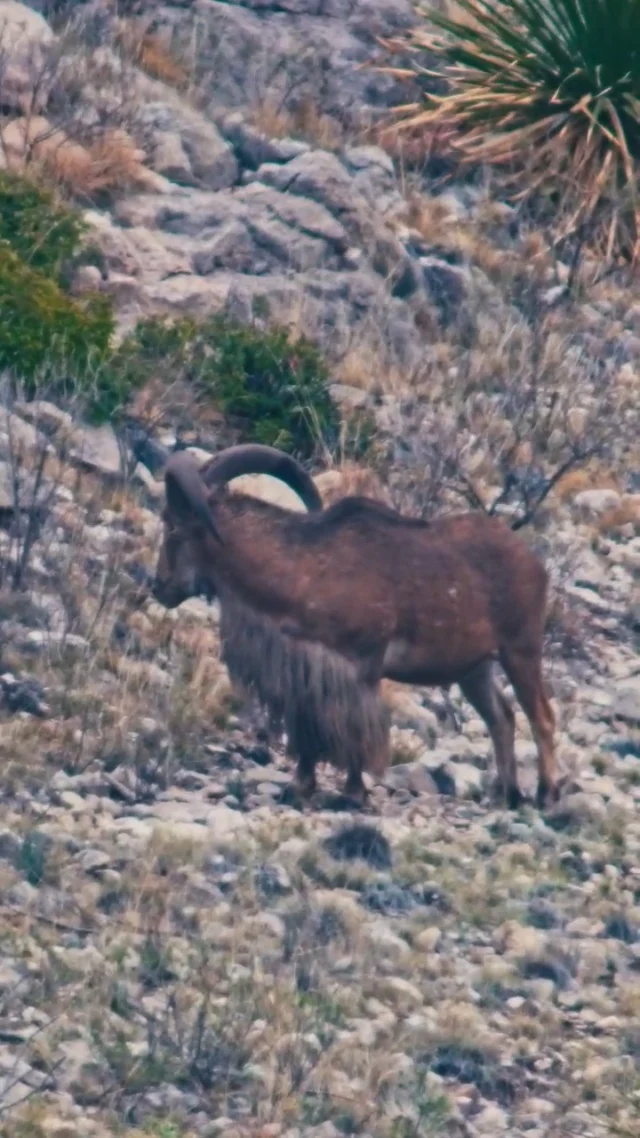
[0, 169, 340, 450]
[380, 0, 640, 262]
[0, 0, 638, 1136]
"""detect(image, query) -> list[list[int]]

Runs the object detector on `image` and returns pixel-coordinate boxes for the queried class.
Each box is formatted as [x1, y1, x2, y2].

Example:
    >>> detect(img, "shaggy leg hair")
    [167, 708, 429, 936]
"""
[218, 594, 390, 796]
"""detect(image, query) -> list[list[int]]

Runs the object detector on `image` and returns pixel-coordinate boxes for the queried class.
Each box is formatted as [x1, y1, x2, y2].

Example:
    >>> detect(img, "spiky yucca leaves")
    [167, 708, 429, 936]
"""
[381, 0, 640, 260]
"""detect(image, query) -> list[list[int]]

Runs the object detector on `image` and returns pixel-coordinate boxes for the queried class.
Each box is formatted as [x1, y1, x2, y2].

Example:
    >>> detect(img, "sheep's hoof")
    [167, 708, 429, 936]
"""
[490, 779, 525, 810]
[536, 779, 562, 809]
[279, 779, 316, 808]
[506, 785, 525, 811]
[343, 779, 369, 809]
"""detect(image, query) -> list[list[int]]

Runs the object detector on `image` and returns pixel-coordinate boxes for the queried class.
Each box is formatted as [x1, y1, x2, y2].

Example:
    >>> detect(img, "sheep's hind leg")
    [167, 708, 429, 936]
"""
[343, 768, 369, 807]
[499, 646, 559, 809]
[459, 659, 521, 809]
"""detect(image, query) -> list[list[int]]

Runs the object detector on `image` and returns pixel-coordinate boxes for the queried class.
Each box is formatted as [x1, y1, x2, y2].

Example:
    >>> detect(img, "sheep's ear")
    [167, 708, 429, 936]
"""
[164, 455, 221, 541]
[165, 469, 194, 522]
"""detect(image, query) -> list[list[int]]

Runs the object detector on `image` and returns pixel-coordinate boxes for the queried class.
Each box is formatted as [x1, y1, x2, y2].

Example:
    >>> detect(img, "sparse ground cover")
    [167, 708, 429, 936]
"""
[0, 1, 639, 1136]
[0, 367, 637, 1138]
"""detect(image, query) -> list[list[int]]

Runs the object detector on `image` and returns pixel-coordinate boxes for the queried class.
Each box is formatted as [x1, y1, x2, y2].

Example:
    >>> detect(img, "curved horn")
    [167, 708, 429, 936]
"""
[200, 444, 323, 512]
[164, 451, 221, 540]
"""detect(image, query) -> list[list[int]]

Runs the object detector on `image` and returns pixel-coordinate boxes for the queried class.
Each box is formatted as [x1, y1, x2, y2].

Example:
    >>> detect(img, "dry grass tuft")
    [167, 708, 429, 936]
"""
[0, 115, 155, 198]
[377, 0, 640, 262]
[44, 128, 153, 197]
[114, 19, 189, 89]
[333, 342, 411, 395]
[314, 461, 394, 509]
[249, 98, 343, 151]
[597, 498, 640, 536]
[553, 466, 621, 504]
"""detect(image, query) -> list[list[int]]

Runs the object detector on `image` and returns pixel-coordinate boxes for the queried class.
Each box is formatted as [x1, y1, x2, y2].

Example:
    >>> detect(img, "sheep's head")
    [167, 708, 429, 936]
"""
[151, 452, 220, 609]
[151, 444, 323, 610]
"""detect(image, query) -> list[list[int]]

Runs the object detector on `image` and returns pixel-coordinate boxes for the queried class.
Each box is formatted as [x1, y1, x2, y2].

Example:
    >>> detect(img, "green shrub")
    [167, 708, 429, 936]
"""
[0, 171, 355, 451]
[0, 172, 141, 421]
[386, 0, 640, 259]
[0, 170, 88, 281]
[0, 245, 115, 396]
[118, 313, 341, 458]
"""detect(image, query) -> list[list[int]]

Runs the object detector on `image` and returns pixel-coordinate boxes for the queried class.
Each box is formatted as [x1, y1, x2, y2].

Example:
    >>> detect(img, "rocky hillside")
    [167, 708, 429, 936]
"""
[0, 3, 639, 1138]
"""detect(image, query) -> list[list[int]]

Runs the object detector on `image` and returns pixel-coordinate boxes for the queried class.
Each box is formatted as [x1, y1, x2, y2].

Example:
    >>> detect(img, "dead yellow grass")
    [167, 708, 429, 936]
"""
[554, 464, 621, 503]
[314, 461, 393, 508]
[333, 342, 411, 394]
[367, 117, 438, 168]
[250, 98, 343, 151]
[114, 19, 188, 89]
[136, 33, 188, 87]
[0, 115, 156, 197]
[128, 376, 225, 437]
[42, 128, 154, 197]
[404, 190, 504, 269]
[597, 498, 640, 535]
[404, 189, 555, 281]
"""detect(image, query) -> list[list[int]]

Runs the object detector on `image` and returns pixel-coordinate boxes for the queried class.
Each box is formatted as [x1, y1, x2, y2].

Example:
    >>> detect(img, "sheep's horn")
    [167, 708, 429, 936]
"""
[200, 444, 323, 512]
[163, 451, 221, 540]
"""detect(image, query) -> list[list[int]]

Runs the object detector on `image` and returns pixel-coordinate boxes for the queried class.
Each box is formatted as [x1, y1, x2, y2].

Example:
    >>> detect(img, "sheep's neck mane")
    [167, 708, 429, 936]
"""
[207, 489, 312, 617]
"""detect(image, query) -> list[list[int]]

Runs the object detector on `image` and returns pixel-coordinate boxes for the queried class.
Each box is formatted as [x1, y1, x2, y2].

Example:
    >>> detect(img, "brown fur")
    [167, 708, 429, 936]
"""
[152, 448, 558, 809]
[219, 592, 390, 796]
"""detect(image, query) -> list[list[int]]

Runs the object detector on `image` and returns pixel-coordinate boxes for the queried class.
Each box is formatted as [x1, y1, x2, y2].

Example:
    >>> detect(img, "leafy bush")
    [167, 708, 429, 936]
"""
[384, 0, 640, 259]
[119, 313, 340, 458]
[0, 170, 88, 282]
[0, 245, 115, 394]
[0, 171, 125, 418]
[0, 172, 344, 447]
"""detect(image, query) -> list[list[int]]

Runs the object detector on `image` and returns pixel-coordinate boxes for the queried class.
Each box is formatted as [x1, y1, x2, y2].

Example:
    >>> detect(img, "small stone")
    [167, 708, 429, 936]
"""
[548, 790, 608, 825]
[574, 488, 622, 517]
[0, 828, 22, 861]
[506, 996, 525, 1010]
[385, 760, 438, 796]
[23, 631, 89, 655]
[256, 781, 283, 798]
[246, 912, 285, 941]
[70, 264, 103, 295]
[613, 679, 640, 724]
[0, 960, 22, 991]
[67, 423, 124, 478]
[59, 790, 86, 812]
[440, 760, 485, 800]
[80, 849, 111, 875]
[566, 916, 605, 937]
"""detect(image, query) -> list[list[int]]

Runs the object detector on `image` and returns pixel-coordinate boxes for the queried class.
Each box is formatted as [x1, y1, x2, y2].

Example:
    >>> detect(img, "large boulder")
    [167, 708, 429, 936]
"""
[0, 1, 53, 113]
[166, 0, 419, 129]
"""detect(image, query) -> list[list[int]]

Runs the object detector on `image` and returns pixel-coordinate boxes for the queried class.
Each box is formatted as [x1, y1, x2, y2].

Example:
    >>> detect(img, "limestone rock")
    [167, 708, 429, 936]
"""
[574, 488, 622, 517]
[138, 100, 239, 190]
[613, 678, 640, 724]
[66, 424, 124, 478]
[0, 1, 53, 113]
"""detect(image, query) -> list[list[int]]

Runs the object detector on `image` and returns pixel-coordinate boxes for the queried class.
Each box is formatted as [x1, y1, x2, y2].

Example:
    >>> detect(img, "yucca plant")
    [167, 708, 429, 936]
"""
[380, 0, 640, 260]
